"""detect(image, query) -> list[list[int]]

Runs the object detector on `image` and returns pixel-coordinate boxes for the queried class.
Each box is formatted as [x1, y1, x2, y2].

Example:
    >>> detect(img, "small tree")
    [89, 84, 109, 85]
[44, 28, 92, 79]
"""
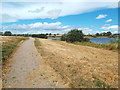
[106, 31, 112, 36]
[49, 33, 52, 36]
[4, 31, 12, 36]
[95, 33, 100, 36]
[46, 33, 48, 35]
[66, 29, 84, 42]
[61, 29, 89, 42]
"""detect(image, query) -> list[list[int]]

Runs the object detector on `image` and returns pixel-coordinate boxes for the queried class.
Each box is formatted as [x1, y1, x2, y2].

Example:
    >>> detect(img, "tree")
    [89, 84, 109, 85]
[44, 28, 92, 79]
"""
[49, 33, 52, 36]
[61, 29, 89, 42]
[66, 29, 84, 42]
[106, 31, 112, 36]
[46, 33, 48, 35]
[4, 31, 12, 36]
[53, 34, 56, 37]
[95, 33, 100, 36]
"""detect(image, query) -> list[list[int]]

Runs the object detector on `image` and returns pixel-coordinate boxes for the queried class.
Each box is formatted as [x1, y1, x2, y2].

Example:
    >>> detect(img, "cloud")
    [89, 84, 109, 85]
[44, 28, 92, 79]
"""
[2, 22, 71, 34]
[100, 24, 119, 34]
[105, 19, 112, 22]
[101, 25, 119, 30]
[96, 14, 107, 19]
[1, 0, 119, 2]
[1, 1, 118, 23]
[1, 14, 18, 23]
[107, 25, 118, 30]
[78, 27, 100, 34]
[28, 7, 44, 13]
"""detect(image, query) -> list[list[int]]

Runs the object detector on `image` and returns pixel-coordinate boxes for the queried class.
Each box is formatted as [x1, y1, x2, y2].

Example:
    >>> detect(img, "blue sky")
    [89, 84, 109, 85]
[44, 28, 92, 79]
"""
[1, 1, 119, 34]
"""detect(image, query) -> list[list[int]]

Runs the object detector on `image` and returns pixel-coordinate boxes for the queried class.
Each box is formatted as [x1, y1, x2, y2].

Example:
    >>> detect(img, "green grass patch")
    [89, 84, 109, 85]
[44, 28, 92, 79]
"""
[92, 74, 110, 88]
[93, 80, 110, 88]
[72, 41, 118, 51]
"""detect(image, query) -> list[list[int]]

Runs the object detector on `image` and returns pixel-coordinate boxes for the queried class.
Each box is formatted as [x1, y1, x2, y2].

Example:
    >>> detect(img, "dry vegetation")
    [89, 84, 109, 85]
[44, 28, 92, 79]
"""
[1, 36, 28, 61]
[35, 38, 118, 88]
[1, 36, 27, 88]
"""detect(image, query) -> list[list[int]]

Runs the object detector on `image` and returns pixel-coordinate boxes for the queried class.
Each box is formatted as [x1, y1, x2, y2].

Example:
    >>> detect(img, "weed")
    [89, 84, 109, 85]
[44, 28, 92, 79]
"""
[70, 77, 92, 88]
[93, 80, 110, 88]
[92, 74, 110, 88]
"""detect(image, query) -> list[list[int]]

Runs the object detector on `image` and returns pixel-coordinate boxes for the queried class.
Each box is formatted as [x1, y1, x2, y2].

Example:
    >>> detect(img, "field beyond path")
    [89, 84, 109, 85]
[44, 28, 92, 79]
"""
[35, 39, 118, 88]
[3, 37, 67, 88]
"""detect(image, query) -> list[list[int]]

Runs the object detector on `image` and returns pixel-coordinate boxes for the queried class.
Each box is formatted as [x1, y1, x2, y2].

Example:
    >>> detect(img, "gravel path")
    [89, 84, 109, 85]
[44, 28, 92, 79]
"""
[3, 37, 67, 88]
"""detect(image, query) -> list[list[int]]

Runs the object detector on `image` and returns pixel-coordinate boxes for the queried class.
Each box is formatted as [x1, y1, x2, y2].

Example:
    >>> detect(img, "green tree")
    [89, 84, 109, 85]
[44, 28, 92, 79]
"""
[49, 33, 52, 36]
[106, 31, 112, 36]
[4, 31, 12, 36]
[61, 29, 89, 42]
[66, 29, 84, 42]
[46, 33, 48, 35]
[95, 33, 100, 36]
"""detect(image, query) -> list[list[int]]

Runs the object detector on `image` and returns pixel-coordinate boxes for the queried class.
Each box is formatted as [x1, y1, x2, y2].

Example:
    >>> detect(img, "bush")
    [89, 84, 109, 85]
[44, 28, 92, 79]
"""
[4, 31, 12, 36]
[61, 29, 89, 42]
[61, 34, 67, 41]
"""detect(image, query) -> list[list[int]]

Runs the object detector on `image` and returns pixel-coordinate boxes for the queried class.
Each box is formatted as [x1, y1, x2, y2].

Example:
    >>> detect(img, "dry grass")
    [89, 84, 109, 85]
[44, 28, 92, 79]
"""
[1, 36, 28, 61]
[35, 38, 118, 88]
[1, 36, 28, 88]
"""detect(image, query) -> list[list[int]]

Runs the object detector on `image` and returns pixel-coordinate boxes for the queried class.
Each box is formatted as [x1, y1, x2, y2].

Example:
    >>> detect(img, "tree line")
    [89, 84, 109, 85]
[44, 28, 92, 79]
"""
[1, 31, 48, 39]
[0, 31, 61, 39]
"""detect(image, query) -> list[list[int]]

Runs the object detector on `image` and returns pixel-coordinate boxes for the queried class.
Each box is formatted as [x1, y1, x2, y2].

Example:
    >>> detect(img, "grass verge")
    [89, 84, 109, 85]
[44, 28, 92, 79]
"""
[2, 36, 28, 61]
[72, 41, 118, 51]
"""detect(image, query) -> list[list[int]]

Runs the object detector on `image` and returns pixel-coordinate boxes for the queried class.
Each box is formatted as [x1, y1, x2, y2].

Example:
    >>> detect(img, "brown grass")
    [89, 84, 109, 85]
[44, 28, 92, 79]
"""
[35, 38, 118, 88]
[1, 36, 28, 61]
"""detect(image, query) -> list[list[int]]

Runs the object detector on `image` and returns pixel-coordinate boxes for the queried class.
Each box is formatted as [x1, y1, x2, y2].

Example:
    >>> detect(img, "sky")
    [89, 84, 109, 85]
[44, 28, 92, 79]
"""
[0, 0, 119, 34]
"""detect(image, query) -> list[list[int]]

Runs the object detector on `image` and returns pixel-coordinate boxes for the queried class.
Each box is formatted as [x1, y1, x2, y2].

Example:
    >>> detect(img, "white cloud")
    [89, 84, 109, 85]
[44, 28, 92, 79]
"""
[96, 14, 107, 19]
[78, 27, 100, 34]
[101, 25, 119, 30]
[107, 25, 118, 30]
[105, 19, 112, 22]
[2, 22, 71, 34]
[1, 1, 118, 22]
[1, 0, 119, 2]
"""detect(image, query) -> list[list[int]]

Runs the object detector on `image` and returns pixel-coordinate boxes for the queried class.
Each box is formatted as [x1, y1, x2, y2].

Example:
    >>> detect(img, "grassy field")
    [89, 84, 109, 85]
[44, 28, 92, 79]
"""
[1, 36, 28, 61]
[35, 38, 118, 88]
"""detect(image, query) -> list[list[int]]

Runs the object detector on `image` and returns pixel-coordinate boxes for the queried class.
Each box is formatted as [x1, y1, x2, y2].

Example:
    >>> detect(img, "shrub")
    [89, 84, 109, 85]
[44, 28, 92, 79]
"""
[4, 31, 12, 36]
[61, 34, 67, 41]
[61, 29, 89, 42]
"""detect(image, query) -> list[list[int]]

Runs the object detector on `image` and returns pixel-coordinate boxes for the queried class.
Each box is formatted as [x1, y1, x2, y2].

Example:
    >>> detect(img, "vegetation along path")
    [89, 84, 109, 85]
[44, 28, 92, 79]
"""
[3, 37, 67, 88]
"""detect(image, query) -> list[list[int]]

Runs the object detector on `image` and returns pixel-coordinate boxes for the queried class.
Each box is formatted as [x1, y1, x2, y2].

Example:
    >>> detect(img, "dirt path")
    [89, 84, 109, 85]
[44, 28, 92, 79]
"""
[3, 37, 67, 88]
[36, 39, 118, 88]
